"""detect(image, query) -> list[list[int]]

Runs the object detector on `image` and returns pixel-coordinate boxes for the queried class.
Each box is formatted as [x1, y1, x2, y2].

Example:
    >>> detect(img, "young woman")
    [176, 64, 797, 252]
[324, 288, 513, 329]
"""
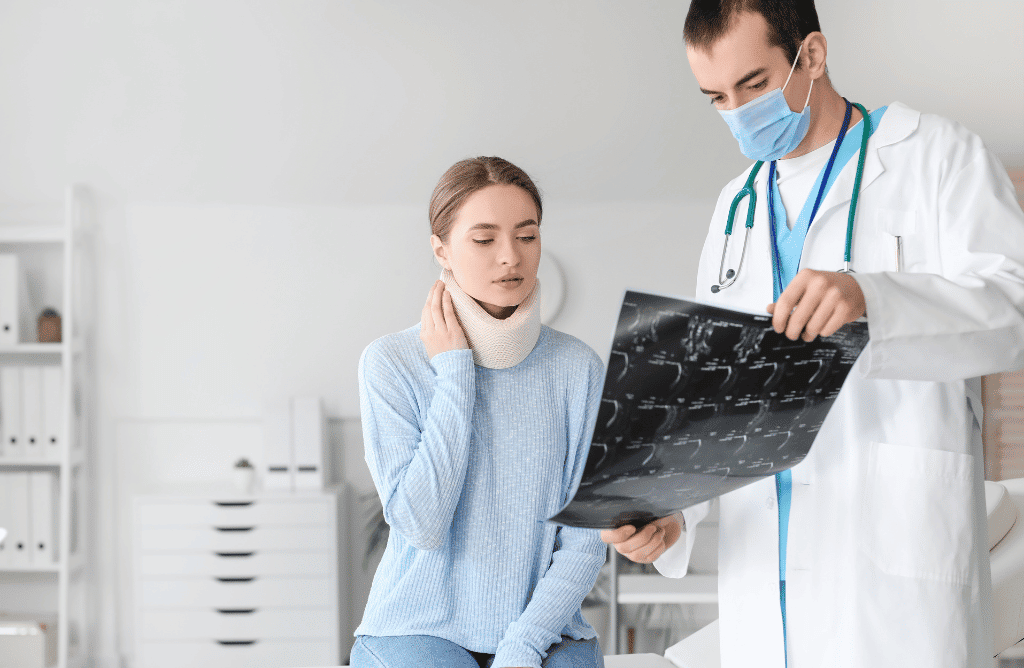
[351, 157, 607, 668]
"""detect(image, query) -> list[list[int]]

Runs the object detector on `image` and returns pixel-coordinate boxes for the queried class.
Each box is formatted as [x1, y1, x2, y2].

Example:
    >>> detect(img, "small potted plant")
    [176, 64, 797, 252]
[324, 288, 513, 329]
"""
[233, 457, 255, 494]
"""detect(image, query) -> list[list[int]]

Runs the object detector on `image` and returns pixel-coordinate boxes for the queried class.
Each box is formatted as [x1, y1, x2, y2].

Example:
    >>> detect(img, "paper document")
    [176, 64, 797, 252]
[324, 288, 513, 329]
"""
[549, 290, 869, 529]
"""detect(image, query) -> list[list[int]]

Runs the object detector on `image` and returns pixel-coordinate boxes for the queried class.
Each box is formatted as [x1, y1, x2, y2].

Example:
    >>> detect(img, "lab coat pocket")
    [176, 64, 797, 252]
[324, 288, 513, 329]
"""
[859, 441, 974, 584]
[873, 208, 922, 272]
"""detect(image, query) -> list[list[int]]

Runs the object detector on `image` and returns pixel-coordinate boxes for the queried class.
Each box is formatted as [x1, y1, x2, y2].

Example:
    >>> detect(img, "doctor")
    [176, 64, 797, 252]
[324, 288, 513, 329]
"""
[602, 1, 1024, 667]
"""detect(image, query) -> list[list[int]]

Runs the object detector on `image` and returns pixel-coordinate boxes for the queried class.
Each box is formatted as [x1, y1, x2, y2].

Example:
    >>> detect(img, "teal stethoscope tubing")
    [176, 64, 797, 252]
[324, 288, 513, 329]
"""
[713, 100, 872, 293]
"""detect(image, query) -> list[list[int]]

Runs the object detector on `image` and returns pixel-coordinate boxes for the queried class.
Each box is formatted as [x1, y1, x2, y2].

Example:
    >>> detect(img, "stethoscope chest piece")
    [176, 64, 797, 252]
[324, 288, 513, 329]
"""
[713, 162, 764, 293]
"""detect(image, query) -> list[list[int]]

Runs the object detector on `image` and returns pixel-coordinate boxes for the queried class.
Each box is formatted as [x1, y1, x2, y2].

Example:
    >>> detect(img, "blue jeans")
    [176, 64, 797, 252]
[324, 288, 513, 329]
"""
[350, 634, 604, 668]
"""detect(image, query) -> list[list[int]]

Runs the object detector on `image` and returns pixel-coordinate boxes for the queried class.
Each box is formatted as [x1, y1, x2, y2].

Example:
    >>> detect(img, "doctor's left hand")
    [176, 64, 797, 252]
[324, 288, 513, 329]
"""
[601, 515, 682, 564]
[768, 269, 866, 342]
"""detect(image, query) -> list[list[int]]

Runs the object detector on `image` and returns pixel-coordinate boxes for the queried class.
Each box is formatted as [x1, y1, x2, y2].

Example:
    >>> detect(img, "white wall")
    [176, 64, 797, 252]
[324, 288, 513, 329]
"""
[0, 1, 1021, 666]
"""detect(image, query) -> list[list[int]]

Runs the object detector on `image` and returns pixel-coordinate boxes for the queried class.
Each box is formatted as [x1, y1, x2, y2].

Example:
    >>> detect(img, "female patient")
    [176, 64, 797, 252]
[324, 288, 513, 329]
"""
[351, 157, 606, 668]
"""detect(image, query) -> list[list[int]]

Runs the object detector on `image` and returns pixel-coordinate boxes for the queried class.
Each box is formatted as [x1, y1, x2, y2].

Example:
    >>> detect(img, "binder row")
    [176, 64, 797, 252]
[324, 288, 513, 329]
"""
[0, 366, 64, 462]
[0, 470, 59, 566]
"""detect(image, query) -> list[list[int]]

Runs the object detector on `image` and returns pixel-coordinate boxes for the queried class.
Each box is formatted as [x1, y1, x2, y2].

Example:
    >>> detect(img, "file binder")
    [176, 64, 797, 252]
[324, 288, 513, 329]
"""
[7, 472, 30, 566]
[263, 399, 293, 491]
[0, 254, 18, 347]
[1, 366, 22, 460]
[29, 471, 57, 565]
[42, 366, 63, 461]
[0, 472, 11, 566]
[292, 396, 325, 490]
[21, 367, 43, 461]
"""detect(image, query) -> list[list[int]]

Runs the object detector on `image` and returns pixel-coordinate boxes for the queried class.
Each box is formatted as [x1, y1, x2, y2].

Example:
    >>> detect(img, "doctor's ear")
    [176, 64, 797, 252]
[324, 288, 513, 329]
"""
[801, 31, 829, 80]
[430, 234, 452, 270]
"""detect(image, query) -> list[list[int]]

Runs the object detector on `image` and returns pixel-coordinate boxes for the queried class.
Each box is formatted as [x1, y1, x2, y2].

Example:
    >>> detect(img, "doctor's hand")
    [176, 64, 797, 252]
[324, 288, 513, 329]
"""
[600, 515, 682, 564]
[420, 280, 469, 360]
[767, 269, 866, 342]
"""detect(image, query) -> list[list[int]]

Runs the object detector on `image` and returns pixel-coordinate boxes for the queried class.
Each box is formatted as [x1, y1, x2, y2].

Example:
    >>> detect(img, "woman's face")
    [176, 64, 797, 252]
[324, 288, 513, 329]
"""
[432, 184, 541, 319]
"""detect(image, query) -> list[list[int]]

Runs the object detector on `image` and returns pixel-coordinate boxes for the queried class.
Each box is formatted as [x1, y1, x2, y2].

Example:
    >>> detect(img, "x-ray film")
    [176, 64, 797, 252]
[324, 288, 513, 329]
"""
[549, 290, 869, 530]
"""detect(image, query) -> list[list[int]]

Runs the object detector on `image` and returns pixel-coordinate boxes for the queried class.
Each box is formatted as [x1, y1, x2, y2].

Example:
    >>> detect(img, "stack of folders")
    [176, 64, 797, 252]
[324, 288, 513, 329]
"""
[0, 366, 64, 462]
[264, 395, 326, 492]
[0, 470, 59, 567]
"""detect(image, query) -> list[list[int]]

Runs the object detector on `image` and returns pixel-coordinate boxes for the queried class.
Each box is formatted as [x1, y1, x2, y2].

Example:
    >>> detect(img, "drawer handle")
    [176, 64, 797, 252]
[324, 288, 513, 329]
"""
[214, 501, 254, 507]
[214, 526, 254, 532]
[216, 640, 257, 646]
[214, 551, 255, 558]
[215, 608, 257, 615]
[215, 576, 257, 583]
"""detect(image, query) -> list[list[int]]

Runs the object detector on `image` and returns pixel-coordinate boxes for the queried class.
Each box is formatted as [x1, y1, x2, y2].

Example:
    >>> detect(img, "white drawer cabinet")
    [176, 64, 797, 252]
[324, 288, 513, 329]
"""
[137, 640, 334, 668]
[141, 608, 335, 640]
[138, 525, 333, 551]
[139, 550, 333, 577]
[133, 488, 347, 668]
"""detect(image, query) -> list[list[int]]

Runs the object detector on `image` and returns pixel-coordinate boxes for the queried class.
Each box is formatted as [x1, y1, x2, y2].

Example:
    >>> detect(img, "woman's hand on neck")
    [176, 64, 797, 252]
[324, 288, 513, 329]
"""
[420, 280, 470, 360]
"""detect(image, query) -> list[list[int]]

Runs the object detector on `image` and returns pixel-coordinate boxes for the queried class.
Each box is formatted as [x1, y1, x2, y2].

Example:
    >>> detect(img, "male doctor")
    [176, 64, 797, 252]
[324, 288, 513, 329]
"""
[602, 1, 1024, 666]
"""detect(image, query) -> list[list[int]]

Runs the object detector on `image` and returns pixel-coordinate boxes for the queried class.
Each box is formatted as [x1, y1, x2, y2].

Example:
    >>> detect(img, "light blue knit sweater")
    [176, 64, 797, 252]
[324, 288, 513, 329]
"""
[355, 323, 606, 668]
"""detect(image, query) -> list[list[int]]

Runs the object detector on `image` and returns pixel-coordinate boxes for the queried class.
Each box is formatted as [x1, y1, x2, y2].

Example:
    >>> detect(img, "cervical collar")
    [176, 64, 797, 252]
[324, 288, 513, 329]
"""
[440, 269, 542, 369]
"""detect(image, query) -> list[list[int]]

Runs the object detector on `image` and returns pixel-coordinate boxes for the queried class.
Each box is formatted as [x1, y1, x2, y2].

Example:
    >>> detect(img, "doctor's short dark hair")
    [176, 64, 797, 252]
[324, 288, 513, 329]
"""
[684, 0, 822, 67]
[429, 156, 543, 243]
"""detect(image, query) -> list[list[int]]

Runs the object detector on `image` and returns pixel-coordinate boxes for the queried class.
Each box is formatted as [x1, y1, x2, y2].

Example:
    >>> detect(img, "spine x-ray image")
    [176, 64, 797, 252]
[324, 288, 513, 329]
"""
[549, 291, 869, 529]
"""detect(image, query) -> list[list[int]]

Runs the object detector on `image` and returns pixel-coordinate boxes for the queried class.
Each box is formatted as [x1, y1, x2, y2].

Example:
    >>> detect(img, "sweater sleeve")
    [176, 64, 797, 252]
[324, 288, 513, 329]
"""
[492, 352, 608, 668]
[359, 340, 476, 551]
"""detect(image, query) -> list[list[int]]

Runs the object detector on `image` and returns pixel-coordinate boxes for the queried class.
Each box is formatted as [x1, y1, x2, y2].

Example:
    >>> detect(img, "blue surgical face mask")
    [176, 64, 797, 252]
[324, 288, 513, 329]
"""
[718, 43, 814, 162]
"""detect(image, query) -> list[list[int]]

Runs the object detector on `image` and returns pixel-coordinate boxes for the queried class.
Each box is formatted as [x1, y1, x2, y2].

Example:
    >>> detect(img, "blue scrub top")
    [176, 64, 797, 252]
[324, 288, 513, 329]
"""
[769, 105, 887, 665]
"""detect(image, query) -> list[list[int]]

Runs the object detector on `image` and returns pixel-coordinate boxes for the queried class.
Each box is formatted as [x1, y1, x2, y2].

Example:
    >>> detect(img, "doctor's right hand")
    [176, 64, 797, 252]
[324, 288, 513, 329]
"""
[601, 514, 682, 564]
[420, 280, 469, 360]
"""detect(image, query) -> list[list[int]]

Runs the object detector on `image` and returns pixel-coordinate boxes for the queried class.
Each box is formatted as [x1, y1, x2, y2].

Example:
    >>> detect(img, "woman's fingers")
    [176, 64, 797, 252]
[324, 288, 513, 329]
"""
[421, 281, 469, 358]
[430, 281, 446, 331]
[441, 289, 468, 346]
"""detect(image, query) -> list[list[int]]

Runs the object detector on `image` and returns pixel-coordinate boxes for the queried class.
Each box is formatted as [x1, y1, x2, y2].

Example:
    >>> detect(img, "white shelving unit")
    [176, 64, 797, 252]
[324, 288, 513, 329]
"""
[605, 506, 721, 656]
[606, 550, 719, 656]
[0, 185, 93, 668]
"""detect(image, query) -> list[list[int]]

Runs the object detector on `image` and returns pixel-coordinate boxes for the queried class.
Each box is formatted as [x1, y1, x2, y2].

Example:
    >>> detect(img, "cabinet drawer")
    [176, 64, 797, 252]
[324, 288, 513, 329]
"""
[140, 576, 335, 608]
[140, 607, 336, 640]
[139, 551, 333, 577]
[138, 640, 334, 668]
[137, 499, 333, 527]
[138, 526, 332, 552]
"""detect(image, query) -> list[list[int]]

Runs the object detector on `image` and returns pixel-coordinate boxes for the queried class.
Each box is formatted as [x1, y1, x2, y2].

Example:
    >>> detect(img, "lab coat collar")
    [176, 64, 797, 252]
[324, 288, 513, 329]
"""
[806, 101, 921, 221]
[744, 101, 921, 219]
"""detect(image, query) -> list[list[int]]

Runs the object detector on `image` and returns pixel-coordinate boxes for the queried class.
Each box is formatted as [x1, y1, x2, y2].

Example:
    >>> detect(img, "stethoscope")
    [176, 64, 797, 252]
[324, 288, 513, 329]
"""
[712, 99, 872, 293]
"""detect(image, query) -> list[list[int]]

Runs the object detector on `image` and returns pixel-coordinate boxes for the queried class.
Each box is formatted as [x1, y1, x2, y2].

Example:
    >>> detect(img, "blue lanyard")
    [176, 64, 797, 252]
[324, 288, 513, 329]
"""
[767, 99, 854, 300]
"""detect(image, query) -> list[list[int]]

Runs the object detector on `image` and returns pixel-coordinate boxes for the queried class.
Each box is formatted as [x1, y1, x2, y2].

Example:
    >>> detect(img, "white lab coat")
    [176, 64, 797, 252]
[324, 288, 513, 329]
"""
[655, 102, 1024, 668]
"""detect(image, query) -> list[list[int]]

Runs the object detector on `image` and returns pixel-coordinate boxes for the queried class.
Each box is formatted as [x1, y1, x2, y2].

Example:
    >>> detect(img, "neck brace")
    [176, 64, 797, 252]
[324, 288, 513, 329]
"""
[440, 269, 542, 369]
